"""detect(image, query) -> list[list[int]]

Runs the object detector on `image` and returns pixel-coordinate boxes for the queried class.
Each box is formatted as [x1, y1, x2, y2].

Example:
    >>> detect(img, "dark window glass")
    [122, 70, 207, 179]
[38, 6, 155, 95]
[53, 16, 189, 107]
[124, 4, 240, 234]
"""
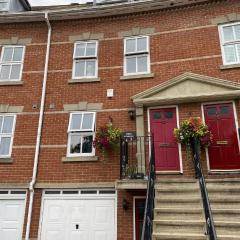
[153, 112, 161, 119]
[220, 106, 229, 115]
[207, 107, 217, 116]
[165, 111, 173, 119]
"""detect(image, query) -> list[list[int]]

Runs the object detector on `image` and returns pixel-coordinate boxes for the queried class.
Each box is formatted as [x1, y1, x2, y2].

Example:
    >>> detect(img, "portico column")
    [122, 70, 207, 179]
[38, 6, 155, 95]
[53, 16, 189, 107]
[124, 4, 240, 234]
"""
[135, 106, 146, 173]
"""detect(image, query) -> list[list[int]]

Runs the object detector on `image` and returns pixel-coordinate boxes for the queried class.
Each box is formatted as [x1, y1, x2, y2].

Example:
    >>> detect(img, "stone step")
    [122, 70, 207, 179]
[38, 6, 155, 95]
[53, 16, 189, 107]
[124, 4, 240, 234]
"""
[217, 235, 240, 240]
[154, 208, 204, 220]
[155, 185, 199, 193]
[215, 221, 240, 235]
[152, 232, 207, 240]
[155, 191, 201, 199]
[153, 220, 206, 235]
[209, 196, 240, 203]
[155, 197, 202, 208]
[212, 209, 240, 221]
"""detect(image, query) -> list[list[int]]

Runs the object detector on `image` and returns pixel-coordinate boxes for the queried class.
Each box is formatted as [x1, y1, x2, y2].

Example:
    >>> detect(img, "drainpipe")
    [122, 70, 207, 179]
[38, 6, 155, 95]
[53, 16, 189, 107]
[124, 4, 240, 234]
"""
[25, 12, 51, 240]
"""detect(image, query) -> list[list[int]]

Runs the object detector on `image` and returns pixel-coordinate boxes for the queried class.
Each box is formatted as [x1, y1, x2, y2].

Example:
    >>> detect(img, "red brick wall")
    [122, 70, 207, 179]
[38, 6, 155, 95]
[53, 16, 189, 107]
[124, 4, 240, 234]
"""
[0, 0, 240, 239]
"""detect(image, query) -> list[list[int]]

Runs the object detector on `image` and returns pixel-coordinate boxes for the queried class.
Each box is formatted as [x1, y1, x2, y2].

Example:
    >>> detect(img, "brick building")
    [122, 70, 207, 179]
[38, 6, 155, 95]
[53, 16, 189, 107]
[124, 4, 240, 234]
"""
[1, 0, 240, 239]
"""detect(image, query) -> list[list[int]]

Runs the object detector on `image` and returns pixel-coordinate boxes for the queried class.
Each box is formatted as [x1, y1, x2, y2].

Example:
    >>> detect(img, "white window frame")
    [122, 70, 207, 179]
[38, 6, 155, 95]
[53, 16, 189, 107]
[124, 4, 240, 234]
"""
[0, 0, 9, 11]
[219, 22, 240, 65]
[67, 112, 96, 157]
[0, 45, 25, 81]
[0, 114, 16, 158]
[72, 41, 98, 79]
[124, 35, 150, 76]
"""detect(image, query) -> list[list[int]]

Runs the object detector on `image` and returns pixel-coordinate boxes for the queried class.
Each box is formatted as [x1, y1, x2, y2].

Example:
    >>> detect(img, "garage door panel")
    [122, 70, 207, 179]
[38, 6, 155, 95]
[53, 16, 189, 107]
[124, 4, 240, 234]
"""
[0, 199, 25, 240]
[40, 197, 116, 240]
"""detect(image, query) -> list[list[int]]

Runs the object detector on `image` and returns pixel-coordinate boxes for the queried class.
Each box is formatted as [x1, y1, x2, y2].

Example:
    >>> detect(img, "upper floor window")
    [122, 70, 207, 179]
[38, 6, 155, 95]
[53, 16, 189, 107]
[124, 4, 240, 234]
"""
[73, 41, 98, 79]
[124, 36, 150, 76]
[0, 114, 16, 158]
[0, 46, 25, 81]
[219, 23, 240, 65]
[0, 0, 9, 11]
[67, 112, 96, 157]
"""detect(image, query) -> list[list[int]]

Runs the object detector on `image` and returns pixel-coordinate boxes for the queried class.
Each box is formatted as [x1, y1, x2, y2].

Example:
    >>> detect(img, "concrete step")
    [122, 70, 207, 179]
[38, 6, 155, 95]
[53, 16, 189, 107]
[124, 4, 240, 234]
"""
[212, 209, 240, 221]
[215, 221, 240, 235]
[154, 208, 204, 221]
[217, 235, 240, 240]
[152, 232, 207, 240]
[155, 196, 202, 208]
[155, 191, 201, 199]
[153, 220, 206, 235]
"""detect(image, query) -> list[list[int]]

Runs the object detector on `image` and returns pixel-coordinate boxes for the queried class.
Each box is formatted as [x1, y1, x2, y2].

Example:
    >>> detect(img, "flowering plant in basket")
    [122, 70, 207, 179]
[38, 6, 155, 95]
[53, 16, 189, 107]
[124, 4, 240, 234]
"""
[174, 117, 213, 147]
[93, 123, 122, 153]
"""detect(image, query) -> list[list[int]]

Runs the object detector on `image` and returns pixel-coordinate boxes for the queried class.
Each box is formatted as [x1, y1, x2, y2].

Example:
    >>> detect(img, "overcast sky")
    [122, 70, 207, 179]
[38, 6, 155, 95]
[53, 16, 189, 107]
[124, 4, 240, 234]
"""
[29, 0, 89, 6]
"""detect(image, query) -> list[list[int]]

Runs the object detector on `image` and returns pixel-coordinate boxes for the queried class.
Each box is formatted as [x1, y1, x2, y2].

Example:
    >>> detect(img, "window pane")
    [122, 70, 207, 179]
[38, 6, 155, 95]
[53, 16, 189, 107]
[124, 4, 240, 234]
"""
[70, 114, 82, 130]
[137, 37, 147, 52]
[13, 47, 23, 61]
[75, 43, 86, 57]
[0, 2, 8, 10]
[234, 25, 240, 40]
[82, 113, 94, 130]
[126, 57, 136, 74]
[207, 107, 217, 116]
[224, 45, 237, 63]
[2, 116, 14, 134]
[86, 60, 96, 77]
[75, 61, 85, 77]
[82, 135, 93, 153]
[137, 56, 148, 72]
[236, 44, 240, 62]
[0, 65, 11, 80]
[126, 39, 136, 53]
[0, 137, 11, 155]
[70, 134, 81, 154]
[153, 112, 161, 120]
[2, 47, 13, 62]
[10, 64, 21, 80]
[223, 26, 234, 42]
[86, 42, 96, 56]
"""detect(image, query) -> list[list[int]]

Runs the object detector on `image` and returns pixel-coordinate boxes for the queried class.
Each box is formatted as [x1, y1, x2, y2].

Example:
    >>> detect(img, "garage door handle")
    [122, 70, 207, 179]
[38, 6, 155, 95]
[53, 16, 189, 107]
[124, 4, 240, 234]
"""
[76, 224, 79, 230]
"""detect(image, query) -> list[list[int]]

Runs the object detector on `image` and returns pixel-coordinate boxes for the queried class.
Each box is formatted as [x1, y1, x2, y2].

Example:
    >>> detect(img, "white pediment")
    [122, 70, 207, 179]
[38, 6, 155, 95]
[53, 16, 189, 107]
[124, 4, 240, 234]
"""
[132, 72, 240, 106]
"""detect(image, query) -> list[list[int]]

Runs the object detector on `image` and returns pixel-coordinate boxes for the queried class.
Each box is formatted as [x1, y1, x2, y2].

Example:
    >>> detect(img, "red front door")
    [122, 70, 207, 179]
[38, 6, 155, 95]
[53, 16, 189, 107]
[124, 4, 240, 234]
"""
[204, 103, 240, 170]
[135, 198, 145, 240]
[150, 108, 180, 171]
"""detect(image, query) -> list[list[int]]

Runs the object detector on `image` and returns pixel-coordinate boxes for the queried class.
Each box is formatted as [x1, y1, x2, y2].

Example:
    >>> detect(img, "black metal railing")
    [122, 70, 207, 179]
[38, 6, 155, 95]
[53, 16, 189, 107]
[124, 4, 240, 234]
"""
[120, 136, 151, 179]
[141, 137, 156, 240]
[191, 137, 217, 240]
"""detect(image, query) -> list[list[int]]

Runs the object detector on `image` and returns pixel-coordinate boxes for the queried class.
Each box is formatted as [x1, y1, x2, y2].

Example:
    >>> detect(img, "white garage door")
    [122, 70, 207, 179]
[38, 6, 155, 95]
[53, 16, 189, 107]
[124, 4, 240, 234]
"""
[0, 191, 26, 240]
[40, 190, 116, 240]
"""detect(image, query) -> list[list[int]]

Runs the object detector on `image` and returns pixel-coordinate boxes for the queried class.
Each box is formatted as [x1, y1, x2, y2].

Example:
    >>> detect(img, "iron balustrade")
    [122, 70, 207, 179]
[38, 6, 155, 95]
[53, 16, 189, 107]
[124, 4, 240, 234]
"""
[141, 137, 156, 240]
[120, 136, 151, 179]
[191, 137, 217, 240]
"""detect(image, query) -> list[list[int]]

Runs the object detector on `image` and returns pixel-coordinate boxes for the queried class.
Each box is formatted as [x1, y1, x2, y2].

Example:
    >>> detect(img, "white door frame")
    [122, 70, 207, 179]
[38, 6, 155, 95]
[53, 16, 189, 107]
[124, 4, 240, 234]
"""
[201, 100, 240, 172]
[133, 196, 146, 240]
[147, 105, 183, 174]
[38, 189, 117, 240]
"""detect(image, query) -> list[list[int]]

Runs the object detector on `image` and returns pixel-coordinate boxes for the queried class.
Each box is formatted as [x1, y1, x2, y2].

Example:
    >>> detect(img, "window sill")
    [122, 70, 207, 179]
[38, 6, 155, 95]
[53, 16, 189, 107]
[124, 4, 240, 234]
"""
[220, 64, 240, 70]
[120, 73, 154, 80]
[0, 158, 13, 163]
[0, 81, 23, 86]
[68, 78, 100, 84]
[62, 156, 99, 162]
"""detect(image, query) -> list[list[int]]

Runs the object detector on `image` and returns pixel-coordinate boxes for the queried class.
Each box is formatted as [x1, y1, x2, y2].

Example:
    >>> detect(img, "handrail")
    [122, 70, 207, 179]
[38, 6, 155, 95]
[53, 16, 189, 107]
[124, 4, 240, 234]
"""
[191, 137, 217, 240]
[141, 137, 156, 240]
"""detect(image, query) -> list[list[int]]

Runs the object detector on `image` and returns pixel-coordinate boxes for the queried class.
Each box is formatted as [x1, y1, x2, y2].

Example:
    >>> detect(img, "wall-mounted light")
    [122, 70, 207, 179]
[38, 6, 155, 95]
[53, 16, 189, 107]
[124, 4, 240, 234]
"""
[128, 110, 136, 120]
[122, 198, 129, 210]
